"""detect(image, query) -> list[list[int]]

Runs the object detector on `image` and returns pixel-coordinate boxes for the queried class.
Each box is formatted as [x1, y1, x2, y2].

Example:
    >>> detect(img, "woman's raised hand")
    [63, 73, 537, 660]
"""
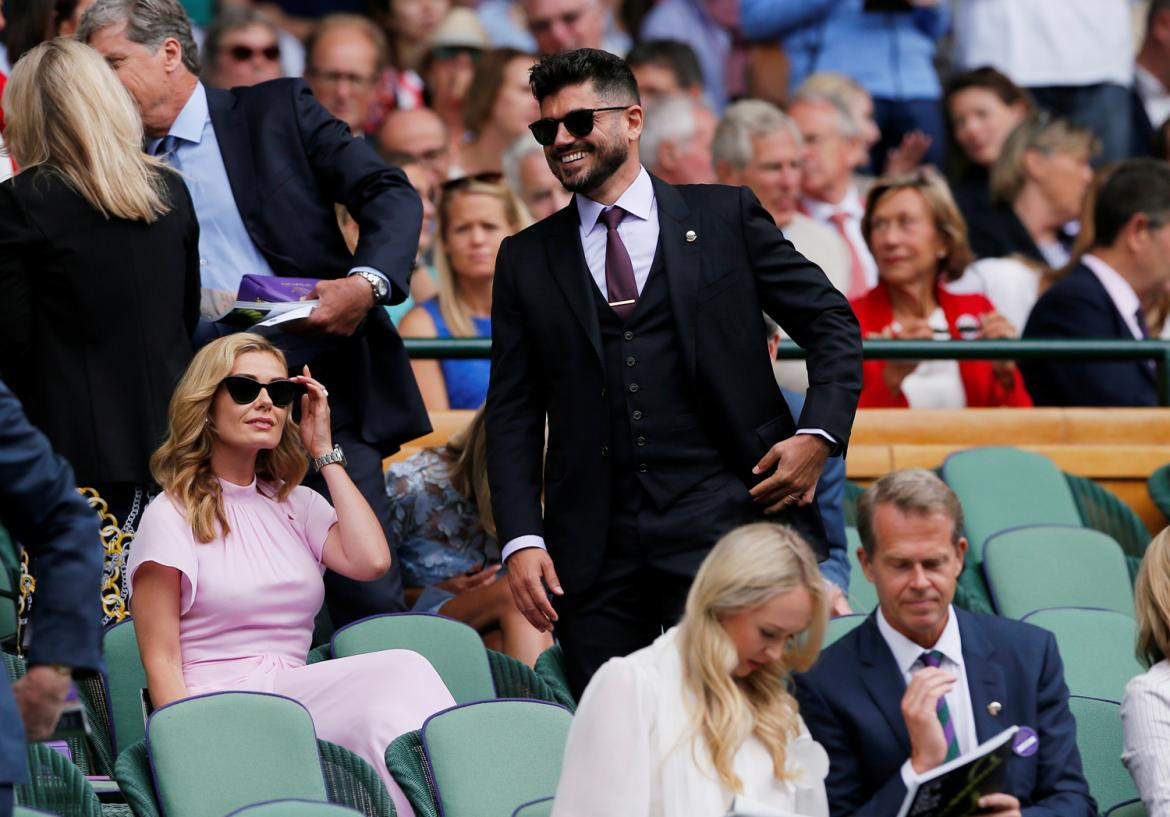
[293, 365, 333, 459]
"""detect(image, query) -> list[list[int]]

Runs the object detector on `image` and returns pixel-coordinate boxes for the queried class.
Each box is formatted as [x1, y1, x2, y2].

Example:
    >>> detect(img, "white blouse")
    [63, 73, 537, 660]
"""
[551, 628, 830, 817]
[1122, 659, 1170, 817]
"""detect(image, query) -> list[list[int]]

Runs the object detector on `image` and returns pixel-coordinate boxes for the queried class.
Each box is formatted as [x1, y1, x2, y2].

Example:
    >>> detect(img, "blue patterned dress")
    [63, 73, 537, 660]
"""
[420, 299, 491, 409]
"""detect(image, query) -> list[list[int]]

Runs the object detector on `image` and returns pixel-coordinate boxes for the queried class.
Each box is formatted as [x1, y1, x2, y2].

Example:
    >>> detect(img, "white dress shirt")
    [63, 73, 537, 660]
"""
[1081, 253, 1145, 340]
[877, 605, 978, 785]
[801, 187, 878, 291]
[1122, 659, 1170, 817]
[1136, 65, 1170, 134]
[946, 258, 1042, 335]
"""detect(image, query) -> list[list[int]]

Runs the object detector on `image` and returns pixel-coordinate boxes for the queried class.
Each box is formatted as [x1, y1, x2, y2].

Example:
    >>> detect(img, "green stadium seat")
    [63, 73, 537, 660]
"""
[224, 800, 363, 817]
[1021, 608, 1144, 700]
[1105, 800, 1148, 817]
[511, 797, 554, 817]
[102, 620, 149, 758]
[1068, 695, 1139, 814]
[845, 527, 877, 614]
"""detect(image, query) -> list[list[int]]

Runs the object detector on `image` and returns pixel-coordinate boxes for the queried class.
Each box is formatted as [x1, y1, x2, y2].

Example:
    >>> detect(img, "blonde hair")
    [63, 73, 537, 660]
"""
[990, 113, 1099, 206]
[151, 334, 308, 543]
[861, 168, 975, 283]
[435, 178, 529, 337]
[440, 406, 495, 538]
[1136, 528, 1170, 667]
[2, 37, 173, 222]
[677, 523, 827, 792]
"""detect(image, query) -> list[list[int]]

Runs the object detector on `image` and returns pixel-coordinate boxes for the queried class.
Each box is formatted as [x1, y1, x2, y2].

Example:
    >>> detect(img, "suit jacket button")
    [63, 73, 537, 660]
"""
[628, 383, 639, 393]
[623, 331, 634, 341]
[601, 445, 609, 457]
[632, 410, 643, 420]
[638, 463, 648, 473]
[635, 436, 646, 446]
[625, 356, 636, 367]
[600, 387, 607, 398]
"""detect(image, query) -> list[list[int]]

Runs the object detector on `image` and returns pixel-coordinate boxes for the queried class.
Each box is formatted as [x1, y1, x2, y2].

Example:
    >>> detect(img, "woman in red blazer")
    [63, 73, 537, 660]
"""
[851, 170, 1032, 408]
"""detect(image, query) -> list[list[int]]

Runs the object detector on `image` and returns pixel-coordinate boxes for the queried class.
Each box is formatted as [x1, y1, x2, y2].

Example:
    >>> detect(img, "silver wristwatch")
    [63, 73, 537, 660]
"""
[311, 444, 347, 472]
[353, 270, 389, 304]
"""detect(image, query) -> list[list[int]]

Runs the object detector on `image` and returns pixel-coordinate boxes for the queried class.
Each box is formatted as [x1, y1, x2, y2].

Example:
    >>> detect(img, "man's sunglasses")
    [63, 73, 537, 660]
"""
[220, 376, 305, 407]
[528, 106, 630, 146]
[228, 44, 281, 62]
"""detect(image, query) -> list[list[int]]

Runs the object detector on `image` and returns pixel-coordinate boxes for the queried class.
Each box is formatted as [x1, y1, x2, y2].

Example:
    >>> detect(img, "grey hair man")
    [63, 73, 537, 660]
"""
[502, 135, 571, 221]
[640, 92, 716, 185]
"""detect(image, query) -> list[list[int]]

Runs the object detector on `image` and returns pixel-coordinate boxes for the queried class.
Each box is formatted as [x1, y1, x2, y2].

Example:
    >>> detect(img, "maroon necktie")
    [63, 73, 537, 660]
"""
[601, 206, 638, 319]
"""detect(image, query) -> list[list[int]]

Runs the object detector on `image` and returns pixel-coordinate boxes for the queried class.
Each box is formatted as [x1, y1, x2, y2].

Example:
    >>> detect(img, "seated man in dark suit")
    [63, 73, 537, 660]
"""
[1021, 158, 1170, 406]
[794, 469, 1095, 817]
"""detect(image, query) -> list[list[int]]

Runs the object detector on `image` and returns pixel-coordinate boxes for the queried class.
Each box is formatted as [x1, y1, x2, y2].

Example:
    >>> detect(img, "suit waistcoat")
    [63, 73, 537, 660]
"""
[594, 242, 727, 509]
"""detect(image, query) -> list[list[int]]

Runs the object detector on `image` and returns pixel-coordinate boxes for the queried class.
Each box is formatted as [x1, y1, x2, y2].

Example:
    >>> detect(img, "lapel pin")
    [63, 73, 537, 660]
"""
[685, 229, 697, 243]
[987, 701, 1002, 716]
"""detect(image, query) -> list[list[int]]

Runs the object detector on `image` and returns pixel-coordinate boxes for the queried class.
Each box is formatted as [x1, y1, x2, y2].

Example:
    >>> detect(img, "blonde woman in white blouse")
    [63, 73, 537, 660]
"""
[551, 523, 831, 817]
[1123, 527, 1170, 817]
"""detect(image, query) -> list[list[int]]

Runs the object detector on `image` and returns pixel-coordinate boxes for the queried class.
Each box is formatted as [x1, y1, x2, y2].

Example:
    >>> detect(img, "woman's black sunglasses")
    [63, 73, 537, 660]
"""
[528, 106, 631, 146]
[220, 376, 305, 407]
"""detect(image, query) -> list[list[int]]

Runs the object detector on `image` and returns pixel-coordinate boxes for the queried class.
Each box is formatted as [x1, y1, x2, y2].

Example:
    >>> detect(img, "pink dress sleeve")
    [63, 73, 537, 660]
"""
[285, 485, 339, 564]
[126, 494, 199, 615]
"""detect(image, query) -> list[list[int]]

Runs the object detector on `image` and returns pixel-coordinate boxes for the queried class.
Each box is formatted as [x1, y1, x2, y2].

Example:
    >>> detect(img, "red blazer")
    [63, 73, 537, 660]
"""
[850, 282, 1032, 408]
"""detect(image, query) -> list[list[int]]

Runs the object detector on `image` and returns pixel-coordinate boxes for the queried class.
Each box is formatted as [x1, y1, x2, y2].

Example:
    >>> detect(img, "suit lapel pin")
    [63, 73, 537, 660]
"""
[987, 701, 1002, 716]
[685, 229, 697, 243]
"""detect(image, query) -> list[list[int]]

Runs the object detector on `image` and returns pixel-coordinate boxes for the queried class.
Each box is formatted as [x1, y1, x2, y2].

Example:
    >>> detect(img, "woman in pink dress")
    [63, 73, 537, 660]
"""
[127, 333, 455, 817]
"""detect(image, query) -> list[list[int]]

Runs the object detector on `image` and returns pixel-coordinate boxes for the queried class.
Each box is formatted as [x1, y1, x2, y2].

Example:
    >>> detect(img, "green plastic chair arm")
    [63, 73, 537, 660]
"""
[16, 742, 102, 817]
[532, 646, 576, 712]
[113, 741, 160, 817]
[384, 732, 438, 817]
[317, 740, 395, 817]
[487, 650, 575, 712]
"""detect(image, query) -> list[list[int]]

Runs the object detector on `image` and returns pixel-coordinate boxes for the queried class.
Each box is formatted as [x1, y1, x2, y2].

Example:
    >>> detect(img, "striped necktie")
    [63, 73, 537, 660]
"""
[920, 650, 961, 762]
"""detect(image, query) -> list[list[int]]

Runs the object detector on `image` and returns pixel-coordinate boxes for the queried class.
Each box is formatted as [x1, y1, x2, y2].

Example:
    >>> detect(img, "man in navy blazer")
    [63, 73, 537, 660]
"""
[1021, 159, 1170, 407]
[0, 377, 103, 817]
[795, 469, 1095, 817]
[81, 0, 429, 624]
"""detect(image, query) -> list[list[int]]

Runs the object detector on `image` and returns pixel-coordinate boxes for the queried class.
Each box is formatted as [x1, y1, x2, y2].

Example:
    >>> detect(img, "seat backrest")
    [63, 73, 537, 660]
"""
[511, 797, 554, 817]
[224, 800, 363, 817]
[1021, 608, 1144, 701]
[1105, 800, 1148, 817]
[147, 692, 329, 817]
[0, 563, 17, 644]
[102, 619, 148, 757]
[1067, 695, 1139, 814]
[823, 614, 867, 648]
[331, 613, 495, 704]
[983, 526, 1133, 618]
[845, 527, 876, 614]
[941, 447, 1080, 564]
[422, 699, 571, 817]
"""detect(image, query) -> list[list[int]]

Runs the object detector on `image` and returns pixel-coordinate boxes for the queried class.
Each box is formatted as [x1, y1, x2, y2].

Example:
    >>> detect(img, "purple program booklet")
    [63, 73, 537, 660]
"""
[219, 275, 320, 326]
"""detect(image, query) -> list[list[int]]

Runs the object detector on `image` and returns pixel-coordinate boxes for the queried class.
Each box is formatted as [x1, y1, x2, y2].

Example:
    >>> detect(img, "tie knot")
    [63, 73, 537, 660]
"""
[920, 650, 944, 668]
[153, 135, 180, 158]
[600, 206, 626, 231]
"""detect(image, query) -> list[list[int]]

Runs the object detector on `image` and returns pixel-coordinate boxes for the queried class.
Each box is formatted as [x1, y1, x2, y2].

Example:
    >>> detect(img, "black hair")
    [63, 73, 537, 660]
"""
[529, 48, 640, 105]
[1092, 159, 1170, 248]
[625, 39, 703, 91]
[1149, 0, 1170, 33]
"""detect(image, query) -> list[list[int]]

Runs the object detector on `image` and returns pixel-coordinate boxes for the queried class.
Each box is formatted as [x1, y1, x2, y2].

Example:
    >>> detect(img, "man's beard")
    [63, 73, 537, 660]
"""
[553, 137, 628, 196]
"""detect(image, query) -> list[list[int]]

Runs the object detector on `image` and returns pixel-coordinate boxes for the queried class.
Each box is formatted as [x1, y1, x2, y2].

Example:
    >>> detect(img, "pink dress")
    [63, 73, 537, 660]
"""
[127, 478, 455, 817]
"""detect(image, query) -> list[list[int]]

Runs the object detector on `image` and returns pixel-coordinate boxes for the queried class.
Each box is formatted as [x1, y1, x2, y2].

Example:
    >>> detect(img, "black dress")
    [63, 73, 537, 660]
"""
[0, 165, 200, 625]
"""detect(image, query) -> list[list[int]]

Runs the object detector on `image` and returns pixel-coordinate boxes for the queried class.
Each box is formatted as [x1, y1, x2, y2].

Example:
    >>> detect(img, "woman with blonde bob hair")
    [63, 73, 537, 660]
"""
[129, 334, 455, 817]
[1122, 527, 1170, 815]
[552, 523, 831, 817]
[0, 37, 200, 625]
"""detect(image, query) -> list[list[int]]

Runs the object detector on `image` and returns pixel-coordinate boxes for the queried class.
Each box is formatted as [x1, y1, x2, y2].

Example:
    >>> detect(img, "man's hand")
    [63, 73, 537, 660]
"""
[297, 277, 376, 337]
[505, 548, 563, 632]
[437, 563, 503, 595]
[827, 582, 853, 617]
[976, 793, 1022, 816]
[749, 433, 831, 512]
[902, 666, 956, 775]
[12, 665, 73, 741]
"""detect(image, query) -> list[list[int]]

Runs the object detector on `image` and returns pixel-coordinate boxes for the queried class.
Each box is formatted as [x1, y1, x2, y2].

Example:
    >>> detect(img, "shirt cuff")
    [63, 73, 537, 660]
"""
[347, 266, 390, 304]
[900, 759, 919, 790]
[795, 428, 838, 447]
[501, 535, 547, 563]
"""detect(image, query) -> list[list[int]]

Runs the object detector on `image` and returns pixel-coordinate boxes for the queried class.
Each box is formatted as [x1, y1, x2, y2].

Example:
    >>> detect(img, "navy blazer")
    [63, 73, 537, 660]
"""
[205, 79, 430, 453]
[1021, 262, 1158, 407]
[0, 378, 103, 786]
[793, 609, 1095, 817]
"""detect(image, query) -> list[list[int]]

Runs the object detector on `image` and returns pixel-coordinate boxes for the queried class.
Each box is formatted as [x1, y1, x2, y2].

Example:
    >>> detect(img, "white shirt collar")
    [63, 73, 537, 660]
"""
[1135, 64, 1170, 103]
[876, 604, 964, 676]
[575, 165, 655, 234]
[147, 81, 208, 153]
[802, 184, 863, 221]
[1081, 253, 1144, 340]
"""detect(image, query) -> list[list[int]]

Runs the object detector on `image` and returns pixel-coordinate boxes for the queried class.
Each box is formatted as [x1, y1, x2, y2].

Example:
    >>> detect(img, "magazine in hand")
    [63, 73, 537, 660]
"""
[896, 725, 1020, 817]
[723, 796, 801, 817]
[217, 274, 319, 327]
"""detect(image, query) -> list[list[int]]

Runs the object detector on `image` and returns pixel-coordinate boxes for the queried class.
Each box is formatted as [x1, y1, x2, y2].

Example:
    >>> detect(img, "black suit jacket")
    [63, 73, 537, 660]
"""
[0, 167, 200, 484]
[794, 610, 1095, 817]
[1021, 262, 1158, 406]
[0, 377, 103, 786]
[206, 79, 430, 453]
[485, 177, 862, 592]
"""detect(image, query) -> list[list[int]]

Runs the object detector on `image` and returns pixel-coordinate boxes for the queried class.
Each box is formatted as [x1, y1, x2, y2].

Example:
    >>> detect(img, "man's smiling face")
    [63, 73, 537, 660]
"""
[539, 81, 637, 197]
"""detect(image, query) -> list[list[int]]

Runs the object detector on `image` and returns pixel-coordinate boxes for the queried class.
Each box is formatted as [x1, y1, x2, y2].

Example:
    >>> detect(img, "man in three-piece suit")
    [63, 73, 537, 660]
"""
[0, 377, 103, 817]
[485, 49, 862, 695]
[81, 0, 429, 625]
[794, 469, 1095, 817]
[1022, 158, 1170, 407]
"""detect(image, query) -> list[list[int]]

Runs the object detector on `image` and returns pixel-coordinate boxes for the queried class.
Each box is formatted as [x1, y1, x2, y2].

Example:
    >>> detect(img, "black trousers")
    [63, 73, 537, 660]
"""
[303, 424, 406, 628]
[0, 784, 12, 817]
[553, 469, 757, 698]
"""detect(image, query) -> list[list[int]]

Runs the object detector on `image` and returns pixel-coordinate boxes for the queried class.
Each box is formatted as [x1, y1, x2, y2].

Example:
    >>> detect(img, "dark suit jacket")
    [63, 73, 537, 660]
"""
[0, 167, 200, 484]
[0, 377, 103, 786]
[794, 610, 1096, 817]
[485, 177, 862, 592]
[1021, 262, 1158, 406]
[206, 79, 429, 453]
[966, 202, 1058, 265]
